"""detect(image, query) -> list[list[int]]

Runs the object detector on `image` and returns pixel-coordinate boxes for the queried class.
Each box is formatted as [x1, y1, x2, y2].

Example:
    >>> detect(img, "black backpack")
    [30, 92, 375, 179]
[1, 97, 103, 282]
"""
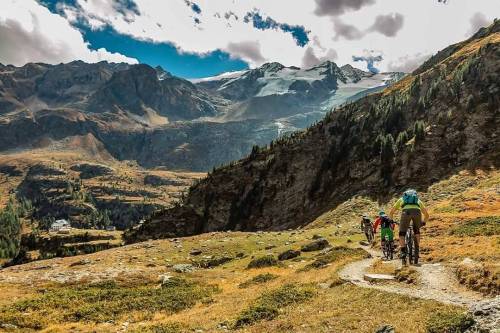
[380, 216, 393, 228]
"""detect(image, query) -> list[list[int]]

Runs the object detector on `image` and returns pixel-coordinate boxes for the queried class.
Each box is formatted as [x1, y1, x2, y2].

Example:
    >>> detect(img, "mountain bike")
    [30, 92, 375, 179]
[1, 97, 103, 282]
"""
[381, 221, 398, 260]
[402, 222, 418, 266]
[382, 235, 394, 260]
[366, 225, 374, 245]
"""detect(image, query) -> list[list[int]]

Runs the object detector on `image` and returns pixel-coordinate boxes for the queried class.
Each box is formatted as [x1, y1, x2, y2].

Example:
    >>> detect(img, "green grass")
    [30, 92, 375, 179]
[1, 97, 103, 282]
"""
[234, 283, 315, 328]
[247, 255, 279, 269]
[239, 273, 278, 288]
[425, 311, 474, 333]
[0, 278, 219, 330]
[451, 216, 500, 236]
[302, 247, 368, 270]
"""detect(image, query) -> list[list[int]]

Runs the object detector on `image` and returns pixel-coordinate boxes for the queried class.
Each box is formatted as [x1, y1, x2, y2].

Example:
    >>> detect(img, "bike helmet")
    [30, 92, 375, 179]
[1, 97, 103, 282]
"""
[378, 210, 386, 217]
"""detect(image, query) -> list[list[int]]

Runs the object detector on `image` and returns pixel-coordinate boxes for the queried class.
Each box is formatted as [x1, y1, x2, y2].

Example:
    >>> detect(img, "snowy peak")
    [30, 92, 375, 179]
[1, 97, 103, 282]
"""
[340, 64, 372, 83]
[258, 62, 286, 73]
[155, 66, 172, 80]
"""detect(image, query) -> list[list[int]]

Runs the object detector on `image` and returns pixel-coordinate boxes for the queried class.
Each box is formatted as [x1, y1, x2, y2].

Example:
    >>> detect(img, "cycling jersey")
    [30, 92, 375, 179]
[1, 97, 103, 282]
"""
[393, 197, 426, 211]
[373, 216, 395, 232]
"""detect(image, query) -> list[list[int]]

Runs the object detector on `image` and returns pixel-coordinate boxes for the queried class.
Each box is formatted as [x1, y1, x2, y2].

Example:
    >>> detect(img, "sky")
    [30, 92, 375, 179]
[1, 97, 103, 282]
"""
[0, 0, 498, 78]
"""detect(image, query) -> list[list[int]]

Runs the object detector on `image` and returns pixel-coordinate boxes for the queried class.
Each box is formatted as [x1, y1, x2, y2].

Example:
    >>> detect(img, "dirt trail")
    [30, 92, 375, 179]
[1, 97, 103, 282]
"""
[339, 246, 485, 306]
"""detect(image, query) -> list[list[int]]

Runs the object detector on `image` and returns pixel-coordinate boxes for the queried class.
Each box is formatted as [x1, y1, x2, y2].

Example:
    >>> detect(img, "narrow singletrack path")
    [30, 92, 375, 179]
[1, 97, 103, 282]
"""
[339, 246, 486, 306]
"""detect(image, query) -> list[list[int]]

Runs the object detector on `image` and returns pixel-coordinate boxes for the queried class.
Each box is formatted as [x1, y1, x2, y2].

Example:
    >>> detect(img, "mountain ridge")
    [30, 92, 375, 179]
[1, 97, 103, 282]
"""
[0, 59, 402, 171]
[125, 20, 500, 241]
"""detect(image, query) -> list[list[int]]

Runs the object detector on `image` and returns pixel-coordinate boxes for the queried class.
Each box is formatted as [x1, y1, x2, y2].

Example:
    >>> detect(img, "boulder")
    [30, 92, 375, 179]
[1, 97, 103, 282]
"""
[301, 239, 330, 252]
[172, 264, 195, 273]
[375, 324, 395, 333]
[189, 249, 203, 256]
[195, 256, 233, 268]
[278, 249, 301, 261]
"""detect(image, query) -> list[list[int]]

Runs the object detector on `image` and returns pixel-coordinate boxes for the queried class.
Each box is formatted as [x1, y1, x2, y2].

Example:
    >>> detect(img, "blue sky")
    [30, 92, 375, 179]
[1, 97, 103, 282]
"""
[40, 0, 249, 78]
[1, 1, 498, 78]
[81, 26, 249, 78]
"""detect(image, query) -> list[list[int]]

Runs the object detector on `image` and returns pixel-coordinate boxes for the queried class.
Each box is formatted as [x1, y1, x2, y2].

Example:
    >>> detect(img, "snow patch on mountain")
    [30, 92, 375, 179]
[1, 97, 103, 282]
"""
[191, 70, 248, 83]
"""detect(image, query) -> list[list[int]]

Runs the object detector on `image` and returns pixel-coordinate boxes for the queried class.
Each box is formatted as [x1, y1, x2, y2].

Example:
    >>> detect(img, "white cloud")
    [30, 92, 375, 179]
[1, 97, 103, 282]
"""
[0, 0, 137, 66]
[466, 12, 493, 37]
[2, 0, 499, 73]
[387, 53, 431, 73]
[302, 47, 338, 68]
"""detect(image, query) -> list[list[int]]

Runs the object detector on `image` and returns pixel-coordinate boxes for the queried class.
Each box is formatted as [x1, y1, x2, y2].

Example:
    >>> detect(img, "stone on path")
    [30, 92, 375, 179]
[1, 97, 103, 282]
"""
[363, 273, 395, 282]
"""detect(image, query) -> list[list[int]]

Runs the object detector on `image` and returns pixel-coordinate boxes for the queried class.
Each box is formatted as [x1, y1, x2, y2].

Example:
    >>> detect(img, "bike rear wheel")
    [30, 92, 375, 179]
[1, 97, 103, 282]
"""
[368, 229, 373, 244]
[406, 230, 414, 265]
[382, 239, 388, 259]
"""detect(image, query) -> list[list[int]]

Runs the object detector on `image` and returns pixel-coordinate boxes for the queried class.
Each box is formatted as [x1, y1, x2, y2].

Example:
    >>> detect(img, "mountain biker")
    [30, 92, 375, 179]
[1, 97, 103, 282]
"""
[360, 215, 373, 243]
[372, 211, 396, 253]
[389, 189, 430, 265]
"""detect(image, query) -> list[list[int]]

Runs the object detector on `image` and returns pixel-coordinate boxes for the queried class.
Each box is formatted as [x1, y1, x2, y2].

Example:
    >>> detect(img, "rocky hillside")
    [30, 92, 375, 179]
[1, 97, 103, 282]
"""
[0, 59, 401, 171]
[126, 21, 500, 241]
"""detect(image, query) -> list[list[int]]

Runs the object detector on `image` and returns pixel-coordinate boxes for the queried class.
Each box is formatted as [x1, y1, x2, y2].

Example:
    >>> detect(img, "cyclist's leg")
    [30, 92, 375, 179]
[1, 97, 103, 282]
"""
[388, 228, 394, 245]
[411, 209, 422, 259]
[381, 228, 387, 250]
[399, 211, 410, 254]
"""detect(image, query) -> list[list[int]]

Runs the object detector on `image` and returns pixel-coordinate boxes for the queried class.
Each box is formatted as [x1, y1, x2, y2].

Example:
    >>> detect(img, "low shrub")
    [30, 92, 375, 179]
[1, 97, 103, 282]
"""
[450, 216, 500, 237]
[0, 278, 219, 330]
[247, 255, 278, 269]
[239, 273, 278, 288]
[425, 311, 474, 333]
[456, 263, 499, 296]
[302, 247, 368, 270]
[234, 283, 315, 328]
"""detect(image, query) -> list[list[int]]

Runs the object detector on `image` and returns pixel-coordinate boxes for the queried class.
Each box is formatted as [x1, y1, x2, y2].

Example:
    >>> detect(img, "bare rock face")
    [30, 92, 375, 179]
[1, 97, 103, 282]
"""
[125, 21, 500, 242]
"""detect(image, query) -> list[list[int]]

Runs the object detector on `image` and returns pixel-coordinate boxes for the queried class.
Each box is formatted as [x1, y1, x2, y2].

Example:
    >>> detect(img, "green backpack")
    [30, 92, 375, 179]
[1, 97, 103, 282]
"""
[402, 189, 419, 207]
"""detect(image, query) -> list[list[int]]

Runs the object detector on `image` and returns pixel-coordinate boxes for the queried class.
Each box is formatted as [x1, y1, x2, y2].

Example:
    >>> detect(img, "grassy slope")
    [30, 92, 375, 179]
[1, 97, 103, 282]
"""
[0, 170, 497, 332]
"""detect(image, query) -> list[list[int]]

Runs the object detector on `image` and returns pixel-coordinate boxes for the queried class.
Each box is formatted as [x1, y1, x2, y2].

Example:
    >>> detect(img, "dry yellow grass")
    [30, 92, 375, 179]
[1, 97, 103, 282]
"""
[0, 169, 497, 332]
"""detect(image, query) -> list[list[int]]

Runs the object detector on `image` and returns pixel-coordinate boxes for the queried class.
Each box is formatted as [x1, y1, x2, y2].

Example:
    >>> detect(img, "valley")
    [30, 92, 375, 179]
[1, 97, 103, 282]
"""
[0, 8, 498, 333]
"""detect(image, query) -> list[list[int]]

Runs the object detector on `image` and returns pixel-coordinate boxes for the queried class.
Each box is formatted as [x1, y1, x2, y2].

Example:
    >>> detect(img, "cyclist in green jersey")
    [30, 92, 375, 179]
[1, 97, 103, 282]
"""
[389, 189, 429, 262]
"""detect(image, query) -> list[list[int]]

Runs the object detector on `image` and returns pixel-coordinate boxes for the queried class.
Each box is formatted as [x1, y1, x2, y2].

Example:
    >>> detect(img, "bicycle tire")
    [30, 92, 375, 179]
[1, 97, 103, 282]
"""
[382, 239, 388, 259]
[408, 230, 414, 264]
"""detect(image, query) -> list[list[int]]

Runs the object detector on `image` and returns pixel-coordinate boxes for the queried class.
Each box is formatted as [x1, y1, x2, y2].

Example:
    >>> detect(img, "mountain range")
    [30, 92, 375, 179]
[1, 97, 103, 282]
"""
[0, 59, 402, 171]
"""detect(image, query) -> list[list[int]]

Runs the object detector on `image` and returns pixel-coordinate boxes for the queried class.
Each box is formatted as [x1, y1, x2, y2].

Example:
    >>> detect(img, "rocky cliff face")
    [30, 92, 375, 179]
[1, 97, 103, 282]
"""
[125, 21, 500, 241]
